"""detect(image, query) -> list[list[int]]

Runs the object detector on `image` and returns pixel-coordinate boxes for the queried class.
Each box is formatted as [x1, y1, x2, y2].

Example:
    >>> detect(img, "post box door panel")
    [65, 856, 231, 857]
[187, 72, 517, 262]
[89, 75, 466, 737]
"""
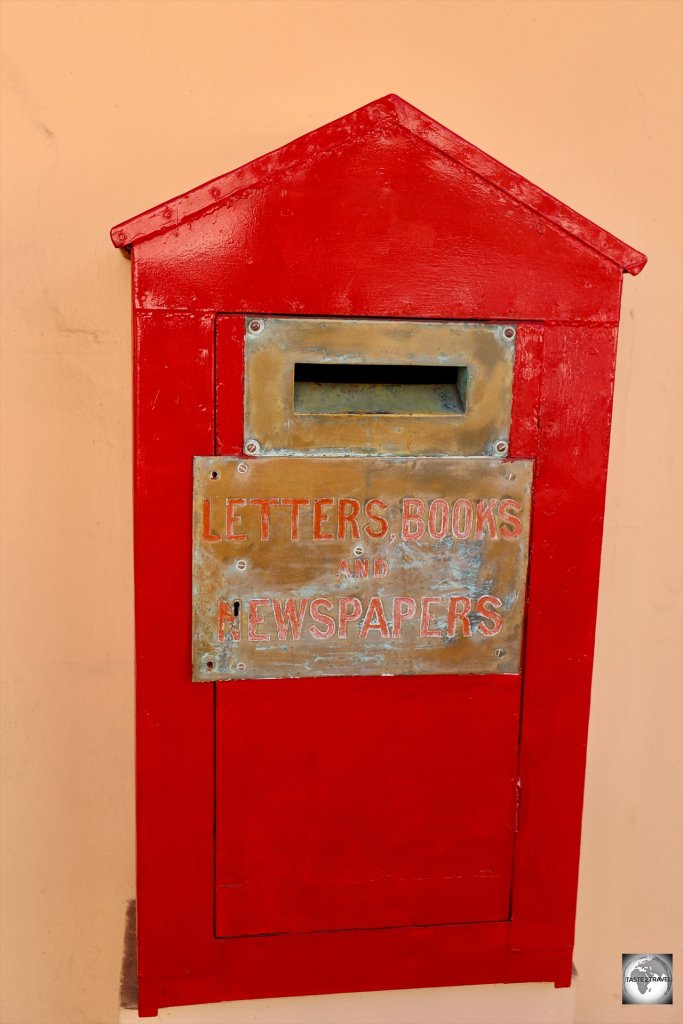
[215, 674, 521, 936]
[211, 314, 529, 939]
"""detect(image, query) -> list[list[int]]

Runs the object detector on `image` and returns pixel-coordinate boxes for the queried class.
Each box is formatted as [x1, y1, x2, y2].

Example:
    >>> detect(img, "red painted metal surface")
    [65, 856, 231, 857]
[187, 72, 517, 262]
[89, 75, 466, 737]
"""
[112, 95, 645, 276]
[215, 673, 521, 937]
[113, 96, 645, 1015]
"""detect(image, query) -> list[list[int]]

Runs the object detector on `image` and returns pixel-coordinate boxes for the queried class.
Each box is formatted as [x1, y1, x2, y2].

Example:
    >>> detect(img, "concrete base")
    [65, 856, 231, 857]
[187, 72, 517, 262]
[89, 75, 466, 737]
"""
[119, 977, 577, 1024]
[119, 903, 578, 1024]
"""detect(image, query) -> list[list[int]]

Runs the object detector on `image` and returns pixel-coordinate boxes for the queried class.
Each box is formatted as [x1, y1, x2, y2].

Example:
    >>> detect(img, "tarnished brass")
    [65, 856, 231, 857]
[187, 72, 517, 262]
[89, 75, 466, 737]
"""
[192, 456, 532, 681]
[244, 318, 516, 457]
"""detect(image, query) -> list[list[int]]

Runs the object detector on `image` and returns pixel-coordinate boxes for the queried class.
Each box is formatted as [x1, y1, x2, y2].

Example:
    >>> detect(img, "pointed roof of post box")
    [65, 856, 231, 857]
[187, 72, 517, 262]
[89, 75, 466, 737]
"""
[110, 94, 646, 275]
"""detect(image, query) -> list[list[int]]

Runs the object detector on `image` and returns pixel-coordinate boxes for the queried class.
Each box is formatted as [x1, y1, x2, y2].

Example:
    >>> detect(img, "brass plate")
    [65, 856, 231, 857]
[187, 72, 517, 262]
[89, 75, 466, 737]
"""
[244, 318, 516, 457]
[192, 457, 532, 681]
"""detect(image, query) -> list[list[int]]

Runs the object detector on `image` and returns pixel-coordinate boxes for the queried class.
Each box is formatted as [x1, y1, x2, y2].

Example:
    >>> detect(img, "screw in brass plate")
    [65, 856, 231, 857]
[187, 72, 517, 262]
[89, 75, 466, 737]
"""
[494, 648, 505, 658]
[237, 462, 248, 474]
[495, 440, 508, 456]
[236, 560, 247, 572]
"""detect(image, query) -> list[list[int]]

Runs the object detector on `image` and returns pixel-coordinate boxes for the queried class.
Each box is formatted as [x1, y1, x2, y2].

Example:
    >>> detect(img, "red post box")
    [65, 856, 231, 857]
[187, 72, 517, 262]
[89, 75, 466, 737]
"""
[111, 95, 646, 1017]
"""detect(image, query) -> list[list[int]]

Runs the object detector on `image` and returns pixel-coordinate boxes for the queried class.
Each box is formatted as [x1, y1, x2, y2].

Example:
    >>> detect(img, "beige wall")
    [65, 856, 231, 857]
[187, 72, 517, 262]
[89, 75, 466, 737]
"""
[1, 2, 681, 1022]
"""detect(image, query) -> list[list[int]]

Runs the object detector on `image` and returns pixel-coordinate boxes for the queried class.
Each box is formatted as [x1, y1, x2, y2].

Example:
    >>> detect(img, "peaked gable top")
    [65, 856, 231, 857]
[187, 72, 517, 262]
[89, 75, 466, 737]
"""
[111, 94, 646, 275]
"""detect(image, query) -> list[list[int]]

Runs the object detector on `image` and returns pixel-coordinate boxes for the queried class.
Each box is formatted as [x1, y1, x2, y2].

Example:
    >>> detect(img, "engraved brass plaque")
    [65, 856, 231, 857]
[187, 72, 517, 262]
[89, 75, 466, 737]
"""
[244, 318, 516, 457]
[192, 457, 532, 681]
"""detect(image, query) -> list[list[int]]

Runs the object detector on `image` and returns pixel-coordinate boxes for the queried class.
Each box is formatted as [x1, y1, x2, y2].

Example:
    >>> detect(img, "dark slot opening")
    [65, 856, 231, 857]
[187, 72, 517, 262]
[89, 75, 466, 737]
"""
[293, 363, 468, 416]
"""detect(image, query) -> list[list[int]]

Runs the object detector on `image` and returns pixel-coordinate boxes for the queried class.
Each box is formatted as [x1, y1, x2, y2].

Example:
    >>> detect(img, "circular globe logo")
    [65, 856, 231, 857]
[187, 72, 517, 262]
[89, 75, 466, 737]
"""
[622, 954, 673, 1004]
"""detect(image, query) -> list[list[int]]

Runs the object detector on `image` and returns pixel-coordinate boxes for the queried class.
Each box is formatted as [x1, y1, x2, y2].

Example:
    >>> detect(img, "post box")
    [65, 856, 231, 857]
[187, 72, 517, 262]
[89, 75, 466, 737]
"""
[111, 95, 646, 1017]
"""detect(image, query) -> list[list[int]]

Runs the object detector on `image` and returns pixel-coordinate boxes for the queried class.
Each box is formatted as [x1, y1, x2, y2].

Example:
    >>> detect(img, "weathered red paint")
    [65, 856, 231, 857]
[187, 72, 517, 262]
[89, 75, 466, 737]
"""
[215, 674, 521, 937]
[112, 95, 645, 1015]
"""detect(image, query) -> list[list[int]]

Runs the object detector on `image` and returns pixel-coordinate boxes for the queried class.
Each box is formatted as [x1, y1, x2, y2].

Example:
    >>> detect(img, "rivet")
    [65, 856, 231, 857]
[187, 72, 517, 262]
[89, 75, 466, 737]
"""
[244, 439, 260, 456]
[237, 462, 248, 474]
[236, 559, 247, 571]
[495, 440, 508, 456]
[248, 318, 264, 335]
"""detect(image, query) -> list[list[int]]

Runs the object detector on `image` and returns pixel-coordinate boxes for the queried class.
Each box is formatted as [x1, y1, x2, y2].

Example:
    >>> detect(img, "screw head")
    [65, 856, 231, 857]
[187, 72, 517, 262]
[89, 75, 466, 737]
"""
[236, 559, 247, 571]
[237, 462, 248, 474]
[236, 662, 246, 672]
[244, 438, 260, 456]
[494, 648, 505, 659]
[248, 318, 264, 335]
[353, 546, 364, 557]
[503, 326, 516, 340]
[495, 440, 508, 456]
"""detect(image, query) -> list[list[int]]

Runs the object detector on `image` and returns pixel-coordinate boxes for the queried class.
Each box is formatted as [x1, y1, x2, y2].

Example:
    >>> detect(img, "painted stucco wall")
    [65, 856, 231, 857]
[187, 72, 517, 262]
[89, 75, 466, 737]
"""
[1, 2, 680, 1022]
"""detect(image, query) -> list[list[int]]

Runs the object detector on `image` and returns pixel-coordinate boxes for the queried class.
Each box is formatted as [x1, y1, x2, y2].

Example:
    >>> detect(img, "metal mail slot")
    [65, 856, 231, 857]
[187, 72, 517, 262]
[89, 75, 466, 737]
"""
[244, 318, 516, 457]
